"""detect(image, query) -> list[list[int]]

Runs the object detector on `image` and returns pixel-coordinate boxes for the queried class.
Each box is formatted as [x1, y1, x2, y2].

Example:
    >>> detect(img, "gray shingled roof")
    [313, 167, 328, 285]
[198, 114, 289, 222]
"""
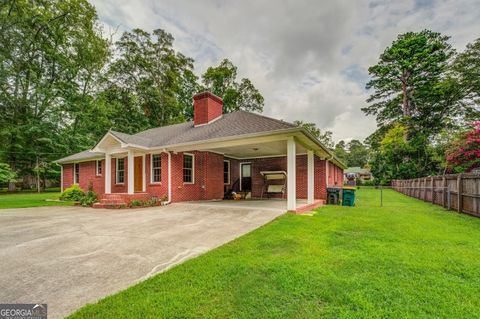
[55, 150, 104, 163]
[56, 111, 298, 163]
[133, 111, 296, 147]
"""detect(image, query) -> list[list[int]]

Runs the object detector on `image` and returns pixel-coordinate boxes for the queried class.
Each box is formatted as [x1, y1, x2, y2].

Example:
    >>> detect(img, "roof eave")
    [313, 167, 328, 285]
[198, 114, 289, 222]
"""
[55, 155, 105, 164]
[298, 128, 347, 169]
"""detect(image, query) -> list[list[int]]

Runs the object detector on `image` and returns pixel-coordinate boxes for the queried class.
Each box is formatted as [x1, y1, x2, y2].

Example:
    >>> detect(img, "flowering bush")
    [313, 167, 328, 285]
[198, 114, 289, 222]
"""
[446, 122, 480, 173]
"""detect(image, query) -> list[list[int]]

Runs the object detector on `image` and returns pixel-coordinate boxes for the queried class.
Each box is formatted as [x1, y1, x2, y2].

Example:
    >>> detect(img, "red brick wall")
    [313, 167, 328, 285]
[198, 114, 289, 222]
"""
[248, 155, 327, 200]
[224, 158, 240, 190]
[205, 152, 224, 199]
[145, 153, 169, 199]
[62, 161, 104, 193]
[328, 161, 344, 186]
[62, 152, 343, 202]
[62, 164, 73, 191]
[170, 151, 224, 202]
[224, 155, 333, 200]
[193, 92, 223, 126]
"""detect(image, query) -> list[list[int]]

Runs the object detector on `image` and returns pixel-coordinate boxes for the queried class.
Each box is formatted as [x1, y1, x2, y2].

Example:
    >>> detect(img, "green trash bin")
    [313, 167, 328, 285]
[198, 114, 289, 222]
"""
[342, 187, 356, 206]
[327, 187, 342, 205]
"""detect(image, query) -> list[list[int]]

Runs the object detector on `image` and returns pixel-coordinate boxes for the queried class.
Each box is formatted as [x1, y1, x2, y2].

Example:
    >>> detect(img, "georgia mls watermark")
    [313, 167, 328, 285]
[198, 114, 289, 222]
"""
[0, 304, 47, 319]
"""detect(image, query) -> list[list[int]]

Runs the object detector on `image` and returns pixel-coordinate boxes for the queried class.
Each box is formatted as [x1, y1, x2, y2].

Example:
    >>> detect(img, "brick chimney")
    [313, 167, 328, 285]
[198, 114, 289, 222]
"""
[193, 92, 223, 126]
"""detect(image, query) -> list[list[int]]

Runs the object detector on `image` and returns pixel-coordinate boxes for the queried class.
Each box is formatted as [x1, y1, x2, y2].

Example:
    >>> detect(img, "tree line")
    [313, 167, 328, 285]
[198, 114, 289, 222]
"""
[365, 30, 479, 182]
[297, 30, 479, 182]
[0, 0, 264, 190]
[1, 1, 478, 189]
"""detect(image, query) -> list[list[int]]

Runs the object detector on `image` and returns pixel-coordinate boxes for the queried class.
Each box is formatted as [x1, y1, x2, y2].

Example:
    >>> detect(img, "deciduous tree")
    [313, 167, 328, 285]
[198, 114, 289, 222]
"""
[446, 122, 480, 173]
[293, 120, 334, 149]
[0, 0, 108, 190]
[202, 59, 264, 114]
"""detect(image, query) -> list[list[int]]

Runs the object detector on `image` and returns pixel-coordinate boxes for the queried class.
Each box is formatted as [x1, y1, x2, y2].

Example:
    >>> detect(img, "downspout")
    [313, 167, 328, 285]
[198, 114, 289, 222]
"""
[162, 149, 172, 205]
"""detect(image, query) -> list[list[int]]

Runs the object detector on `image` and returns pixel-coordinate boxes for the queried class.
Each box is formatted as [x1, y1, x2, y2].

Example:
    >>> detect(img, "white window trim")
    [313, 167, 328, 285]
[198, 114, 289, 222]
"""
[96, 160, 102, 176]
[116, 157, 125, 184]
[183, 153, 195, 184]
[224, 160, 230, 185]
[150, 153, 162, 184]
[73, 163, 79, 184]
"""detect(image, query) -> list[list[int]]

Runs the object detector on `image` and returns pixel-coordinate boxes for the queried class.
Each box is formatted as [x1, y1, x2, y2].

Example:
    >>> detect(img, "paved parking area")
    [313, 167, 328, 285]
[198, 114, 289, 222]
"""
[0, 203, 285, 318]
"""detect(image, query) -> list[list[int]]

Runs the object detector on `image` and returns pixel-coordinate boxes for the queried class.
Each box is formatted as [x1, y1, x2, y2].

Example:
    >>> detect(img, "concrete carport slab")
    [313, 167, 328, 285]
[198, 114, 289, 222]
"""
[0, 203, 284, 318]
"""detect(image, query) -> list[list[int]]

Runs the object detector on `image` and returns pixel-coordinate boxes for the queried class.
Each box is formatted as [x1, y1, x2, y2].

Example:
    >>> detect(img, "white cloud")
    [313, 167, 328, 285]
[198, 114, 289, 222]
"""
[91, 0, 480, 142]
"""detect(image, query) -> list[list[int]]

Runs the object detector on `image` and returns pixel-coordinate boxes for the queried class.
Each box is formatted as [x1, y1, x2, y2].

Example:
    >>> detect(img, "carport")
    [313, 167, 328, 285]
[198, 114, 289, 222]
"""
[170, 131, 330, 213]
[184, 198, 323, 214]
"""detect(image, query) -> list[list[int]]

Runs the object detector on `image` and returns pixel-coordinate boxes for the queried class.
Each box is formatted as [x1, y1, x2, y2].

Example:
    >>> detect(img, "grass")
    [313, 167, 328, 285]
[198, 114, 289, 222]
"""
[0, 186, 61, 193]
[0, 192, 74, 209]
[68, 189, 480, 318]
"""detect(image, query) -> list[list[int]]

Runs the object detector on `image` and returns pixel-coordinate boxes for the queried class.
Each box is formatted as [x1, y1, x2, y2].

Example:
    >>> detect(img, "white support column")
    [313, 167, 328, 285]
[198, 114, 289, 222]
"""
[142, 154, 146, 192]
[307, 150, 314, 204]
[287, 136, 296, 211]
[127, 149, 134, 194]
[105, 153, 111, 194]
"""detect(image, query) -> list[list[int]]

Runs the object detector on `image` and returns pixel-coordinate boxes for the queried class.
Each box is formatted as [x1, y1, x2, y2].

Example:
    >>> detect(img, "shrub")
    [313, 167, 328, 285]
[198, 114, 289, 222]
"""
[80, 183, 97, 207]
[363, 180, 376, 186]
[145, 197, 159, 206]
[60, 185, 85, 201]
[130, 199, 144, 207]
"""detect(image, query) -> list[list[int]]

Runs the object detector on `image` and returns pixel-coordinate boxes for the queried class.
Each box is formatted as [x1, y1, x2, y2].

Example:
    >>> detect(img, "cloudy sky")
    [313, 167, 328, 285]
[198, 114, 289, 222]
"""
[91, 0, 480, 142]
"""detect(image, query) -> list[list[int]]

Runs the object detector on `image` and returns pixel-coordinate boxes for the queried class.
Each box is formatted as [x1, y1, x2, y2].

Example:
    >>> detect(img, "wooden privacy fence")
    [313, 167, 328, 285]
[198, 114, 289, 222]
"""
[392, 174, 480, 217]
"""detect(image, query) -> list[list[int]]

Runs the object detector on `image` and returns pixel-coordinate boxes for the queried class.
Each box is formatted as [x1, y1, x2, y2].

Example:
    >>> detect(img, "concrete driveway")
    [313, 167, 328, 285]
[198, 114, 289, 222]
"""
[0, 202, 285, 318]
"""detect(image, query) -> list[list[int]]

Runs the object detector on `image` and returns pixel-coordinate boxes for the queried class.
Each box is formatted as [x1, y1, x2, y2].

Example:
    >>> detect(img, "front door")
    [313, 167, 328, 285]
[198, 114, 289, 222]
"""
[134, 156, 143, 192]
[240, 163, 252, 191]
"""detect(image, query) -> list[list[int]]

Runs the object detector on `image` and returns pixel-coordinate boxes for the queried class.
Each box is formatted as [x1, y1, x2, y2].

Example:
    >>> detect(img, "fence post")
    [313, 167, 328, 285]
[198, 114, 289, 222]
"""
[457, 174, 463, 213]
[442, 176, 447, 208]
[447, 186, 451, 210]
[380, 185, 383, 207]
[424, 177, 428, 201]
[430, 177, 434, 203]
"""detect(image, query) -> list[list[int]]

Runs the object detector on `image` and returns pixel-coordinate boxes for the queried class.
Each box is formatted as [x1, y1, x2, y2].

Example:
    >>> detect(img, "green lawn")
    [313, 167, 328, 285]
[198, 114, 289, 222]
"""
[0, 192, 74, 209]
[69, 189, 480, 319]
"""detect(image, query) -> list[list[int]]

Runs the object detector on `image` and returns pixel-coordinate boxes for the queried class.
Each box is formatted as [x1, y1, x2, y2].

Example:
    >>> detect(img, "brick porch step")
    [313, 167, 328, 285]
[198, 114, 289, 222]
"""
[92, 193, 151, 209]
[92, 201, 127, 209]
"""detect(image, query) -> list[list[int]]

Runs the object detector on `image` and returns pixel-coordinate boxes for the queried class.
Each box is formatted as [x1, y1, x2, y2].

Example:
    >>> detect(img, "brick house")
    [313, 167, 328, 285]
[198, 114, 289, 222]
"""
[56, 92, 345, 212]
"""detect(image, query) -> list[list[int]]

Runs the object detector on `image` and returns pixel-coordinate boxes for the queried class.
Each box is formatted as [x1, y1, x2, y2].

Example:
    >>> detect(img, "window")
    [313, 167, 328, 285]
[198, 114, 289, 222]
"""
[116, 158, 125, 184]
[183, 153, 194, 183]
[74, 163, 79, 184]
[96, 160, 102, 176]
[223, 160, 230, 184]
[151, 154, 161, 183]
